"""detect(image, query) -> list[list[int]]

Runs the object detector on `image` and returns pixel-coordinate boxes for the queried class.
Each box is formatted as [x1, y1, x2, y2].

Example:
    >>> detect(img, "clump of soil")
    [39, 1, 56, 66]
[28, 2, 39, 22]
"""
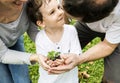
[46, 51, 65, 67]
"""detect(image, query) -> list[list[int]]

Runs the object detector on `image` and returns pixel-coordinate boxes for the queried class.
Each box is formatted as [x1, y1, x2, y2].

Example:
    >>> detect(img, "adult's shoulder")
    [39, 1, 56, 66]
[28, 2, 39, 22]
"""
[111, 0, 120, 14]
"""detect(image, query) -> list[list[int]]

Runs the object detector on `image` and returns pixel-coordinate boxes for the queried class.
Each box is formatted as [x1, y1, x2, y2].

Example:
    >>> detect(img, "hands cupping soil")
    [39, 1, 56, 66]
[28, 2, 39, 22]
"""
[46, 51, 65, 67]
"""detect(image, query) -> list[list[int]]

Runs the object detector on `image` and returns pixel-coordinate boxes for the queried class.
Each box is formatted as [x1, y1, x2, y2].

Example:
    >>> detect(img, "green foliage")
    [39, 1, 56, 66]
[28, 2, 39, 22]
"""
[24, 33, 39, 83]
[82, 37, 101, 52]
[79, 37, 103, 83]
[24, 32, 103, 83]
[70, 19, 77, 25]
[47, 51, 60, 60]
[24, 33, 36, 53]
[29, 63, 39, 83]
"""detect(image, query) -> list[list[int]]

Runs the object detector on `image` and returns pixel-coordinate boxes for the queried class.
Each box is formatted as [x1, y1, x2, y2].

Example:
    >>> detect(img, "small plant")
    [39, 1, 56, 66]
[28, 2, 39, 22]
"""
[46, 51, 65, 67]
[47, 51, 61, 61]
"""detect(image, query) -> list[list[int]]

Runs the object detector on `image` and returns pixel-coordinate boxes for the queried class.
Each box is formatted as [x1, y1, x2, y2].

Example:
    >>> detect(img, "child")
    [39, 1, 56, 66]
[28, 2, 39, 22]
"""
[27, 0, 82, 83]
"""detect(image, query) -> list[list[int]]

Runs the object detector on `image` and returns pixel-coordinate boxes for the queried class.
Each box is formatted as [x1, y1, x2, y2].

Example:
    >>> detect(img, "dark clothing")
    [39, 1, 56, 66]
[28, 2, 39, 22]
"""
[75, 21, 120, 83]
[75, 21, 105, 49]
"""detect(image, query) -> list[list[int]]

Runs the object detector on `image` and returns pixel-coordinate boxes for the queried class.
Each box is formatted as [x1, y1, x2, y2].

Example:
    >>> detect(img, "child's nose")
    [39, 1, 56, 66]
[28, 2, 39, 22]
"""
[58, 9, 64, 15]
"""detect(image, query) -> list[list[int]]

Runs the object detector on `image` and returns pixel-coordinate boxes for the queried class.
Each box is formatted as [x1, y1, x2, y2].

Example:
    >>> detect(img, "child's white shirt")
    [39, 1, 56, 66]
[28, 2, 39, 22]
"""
[35, 24, 82, 83]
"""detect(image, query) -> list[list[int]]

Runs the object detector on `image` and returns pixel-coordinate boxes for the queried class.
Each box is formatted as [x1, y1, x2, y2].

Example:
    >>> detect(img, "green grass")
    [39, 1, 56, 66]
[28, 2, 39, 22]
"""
[24, 32, 104, 83]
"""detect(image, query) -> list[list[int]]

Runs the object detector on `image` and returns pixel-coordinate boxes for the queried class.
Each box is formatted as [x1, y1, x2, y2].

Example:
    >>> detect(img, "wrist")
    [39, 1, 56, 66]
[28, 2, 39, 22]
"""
[78, 54, 87, 64]
[30, 54, 39, 63]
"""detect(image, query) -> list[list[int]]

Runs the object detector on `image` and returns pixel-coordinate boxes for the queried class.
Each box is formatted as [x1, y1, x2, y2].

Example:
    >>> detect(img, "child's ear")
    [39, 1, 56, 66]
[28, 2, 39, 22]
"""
[36, 20, 45, 28]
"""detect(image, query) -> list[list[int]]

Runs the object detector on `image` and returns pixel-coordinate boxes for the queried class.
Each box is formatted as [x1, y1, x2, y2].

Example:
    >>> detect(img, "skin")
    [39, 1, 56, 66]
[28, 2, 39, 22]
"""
[49, 39, 118, 74]
[0, 0, 50, 70]
[47, 0, 119, 74]
[35, 0, 65, 70]
[30, 54, 50, 71]
[0, 0, 28, 23]
[37, 0, 65, 43]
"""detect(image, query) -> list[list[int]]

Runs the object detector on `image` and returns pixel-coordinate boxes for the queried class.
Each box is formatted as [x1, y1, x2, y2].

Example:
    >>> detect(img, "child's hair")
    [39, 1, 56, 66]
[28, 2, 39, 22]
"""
[27, 0, 47, 24]
[63, 0, 118, 23]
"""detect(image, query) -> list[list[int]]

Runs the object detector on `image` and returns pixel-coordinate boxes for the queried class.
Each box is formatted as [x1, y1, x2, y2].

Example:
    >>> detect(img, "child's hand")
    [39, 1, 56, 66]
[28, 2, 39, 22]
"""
[48, 53, 80, 74]
[45, 58, 65, 67]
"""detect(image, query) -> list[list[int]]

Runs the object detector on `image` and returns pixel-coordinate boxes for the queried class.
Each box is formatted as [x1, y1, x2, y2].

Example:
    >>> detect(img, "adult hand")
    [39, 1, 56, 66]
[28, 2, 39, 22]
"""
[48, 53, 80, 74]
[38, 54, 51, 71]
[30, 54, 50, 71]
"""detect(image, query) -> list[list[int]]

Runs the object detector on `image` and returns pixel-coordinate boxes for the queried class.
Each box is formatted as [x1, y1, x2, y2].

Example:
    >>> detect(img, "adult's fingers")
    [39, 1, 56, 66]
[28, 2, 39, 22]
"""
[48, 69, 67, 74]
[50, 65, 71, 71]
[49, 62, 75, 75]
[38, 55, 50, 71]
[60, 54, 73, 65]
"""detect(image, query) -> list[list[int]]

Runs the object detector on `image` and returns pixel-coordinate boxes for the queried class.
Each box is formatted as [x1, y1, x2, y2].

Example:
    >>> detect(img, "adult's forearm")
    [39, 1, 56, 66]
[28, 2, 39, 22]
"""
[79, 40, 118, 64]
[0, 49, 32, 64]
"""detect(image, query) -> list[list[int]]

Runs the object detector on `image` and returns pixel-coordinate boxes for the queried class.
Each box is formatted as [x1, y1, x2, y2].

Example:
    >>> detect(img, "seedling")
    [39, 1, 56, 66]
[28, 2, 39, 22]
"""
[47, 51, 61, 61]
[46, 51, 65, 67]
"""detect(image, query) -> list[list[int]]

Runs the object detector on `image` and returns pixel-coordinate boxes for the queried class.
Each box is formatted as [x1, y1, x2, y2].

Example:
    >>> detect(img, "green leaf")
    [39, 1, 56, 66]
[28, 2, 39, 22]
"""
[47, 51, 60, 60]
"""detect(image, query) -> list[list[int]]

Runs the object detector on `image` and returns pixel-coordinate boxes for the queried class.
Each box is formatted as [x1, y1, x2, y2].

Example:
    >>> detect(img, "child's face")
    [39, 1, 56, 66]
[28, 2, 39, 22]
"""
[40, 0, 65, 28]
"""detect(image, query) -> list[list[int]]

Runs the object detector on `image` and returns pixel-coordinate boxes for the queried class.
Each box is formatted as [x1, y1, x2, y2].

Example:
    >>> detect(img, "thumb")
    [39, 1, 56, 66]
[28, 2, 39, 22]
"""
[60, 54, 68, 59]
[64, 56, 73, 65]
[60, 54, 73, 65]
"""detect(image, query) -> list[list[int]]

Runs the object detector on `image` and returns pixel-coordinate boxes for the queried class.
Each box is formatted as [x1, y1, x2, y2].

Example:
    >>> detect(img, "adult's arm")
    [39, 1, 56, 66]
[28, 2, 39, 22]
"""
[0, 38, 49, 70]
[0, 38, 32, 64]
[78, 39, 118, 63]
[49, 39, 118, 74]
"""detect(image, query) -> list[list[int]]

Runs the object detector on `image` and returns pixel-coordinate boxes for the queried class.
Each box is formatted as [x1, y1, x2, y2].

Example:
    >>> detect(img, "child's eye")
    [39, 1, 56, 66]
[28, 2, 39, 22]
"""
[50, 10, 55, 15]
[58, 5, 63, 10]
